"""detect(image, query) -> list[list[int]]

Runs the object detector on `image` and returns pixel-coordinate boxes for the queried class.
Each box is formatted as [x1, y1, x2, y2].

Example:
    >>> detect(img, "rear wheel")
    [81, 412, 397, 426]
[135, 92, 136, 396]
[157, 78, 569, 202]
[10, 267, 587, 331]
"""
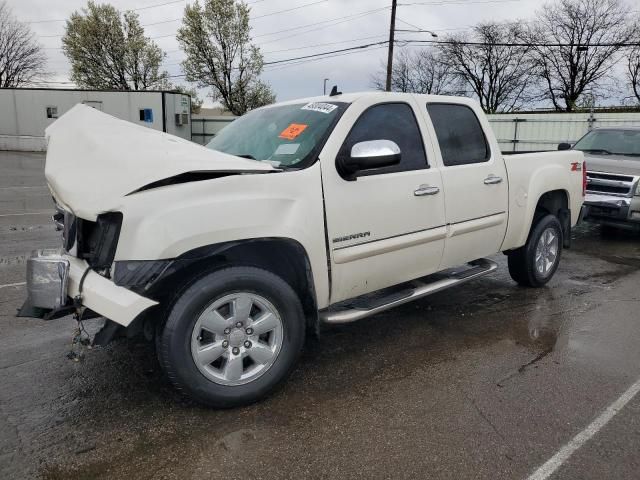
[508, 214, 563, 287]
[157, 266, 305, 408]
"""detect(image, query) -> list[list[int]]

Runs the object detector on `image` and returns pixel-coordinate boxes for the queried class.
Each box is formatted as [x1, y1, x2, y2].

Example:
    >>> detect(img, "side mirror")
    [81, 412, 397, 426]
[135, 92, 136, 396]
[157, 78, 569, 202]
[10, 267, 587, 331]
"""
[558, 142, 572, 151]
[340, 140, 401, 176]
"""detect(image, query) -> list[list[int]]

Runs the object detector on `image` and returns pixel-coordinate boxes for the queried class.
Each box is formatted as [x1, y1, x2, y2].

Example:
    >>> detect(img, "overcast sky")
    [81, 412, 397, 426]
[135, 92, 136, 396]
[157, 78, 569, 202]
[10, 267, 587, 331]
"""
[8, 0, 582, 105]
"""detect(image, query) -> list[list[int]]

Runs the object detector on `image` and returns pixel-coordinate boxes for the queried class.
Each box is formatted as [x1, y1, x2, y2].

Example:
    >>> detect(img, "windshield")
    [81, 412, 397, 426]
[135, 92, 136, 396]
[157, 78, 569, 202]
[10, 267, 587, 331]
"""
[206, 101, 346, 168]
[573, 129, 640, 157]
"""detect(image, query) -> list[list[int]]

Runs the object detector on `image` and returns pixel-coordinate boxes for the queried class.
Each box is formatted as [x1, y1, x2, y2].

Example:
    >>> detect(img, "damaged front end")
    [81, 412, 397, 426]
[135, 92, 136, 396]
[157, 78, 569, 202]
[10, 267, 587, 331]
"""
[17, 206, 158, 347]
[17, 104, 278, 345]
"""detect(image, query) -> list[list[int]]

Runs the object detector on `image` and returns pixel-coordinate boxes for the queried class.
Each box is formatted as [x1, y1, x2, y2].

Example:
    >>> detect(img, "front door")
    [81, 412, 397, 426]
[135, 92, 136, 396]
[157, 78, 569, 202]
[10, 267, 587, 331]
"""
[321, 99, 447, 304]
[424, 102, 509, 268]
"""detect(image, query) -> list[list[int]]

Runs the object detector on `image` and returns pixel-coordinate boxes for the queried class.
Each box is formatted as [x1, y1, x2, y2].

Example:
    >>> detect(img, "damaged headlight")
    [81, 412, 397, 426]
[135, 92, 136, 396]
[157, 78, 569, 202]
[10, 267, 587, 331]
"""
[77, 212, 123, 269]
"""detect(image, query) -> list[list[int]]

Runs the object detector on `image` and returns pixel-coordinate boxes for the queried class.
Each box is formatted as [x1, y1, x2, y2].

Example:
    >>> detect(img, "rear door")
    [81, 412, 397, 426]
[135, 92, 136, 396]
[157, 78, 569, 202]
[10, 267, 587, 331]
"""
[423, 102, 509, 268]
[321, 99, 447, 303]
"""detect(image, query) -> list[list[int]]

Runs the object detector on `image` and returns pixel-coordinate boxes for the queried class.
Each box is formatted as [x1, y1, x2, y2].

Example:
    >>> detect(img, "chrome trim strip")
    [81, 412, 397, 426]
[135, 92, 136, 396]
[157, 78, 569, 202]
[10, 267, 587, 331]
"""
[332, 226, 448, 264]
[449, 212, 507, 237]
[333, 225, 446, 251]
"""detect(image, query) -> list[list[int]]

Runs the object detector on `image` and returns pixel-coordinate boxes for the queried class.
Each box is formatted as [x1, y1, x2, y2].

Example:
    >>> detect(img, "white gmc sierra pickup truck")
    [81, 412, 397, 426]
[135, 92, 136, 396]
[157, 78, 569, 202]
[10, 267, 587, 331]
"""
[19, 92, 585, 407]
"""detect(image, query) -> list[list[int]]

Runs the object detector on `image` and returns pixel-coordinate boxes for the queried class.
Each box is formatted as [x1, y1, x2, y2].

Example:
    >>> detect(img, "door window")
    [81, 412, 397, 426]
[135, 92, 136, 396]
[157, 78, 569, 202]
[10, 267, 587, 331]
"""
[427, 103, 490, 167]
[339, 102, 428, 176]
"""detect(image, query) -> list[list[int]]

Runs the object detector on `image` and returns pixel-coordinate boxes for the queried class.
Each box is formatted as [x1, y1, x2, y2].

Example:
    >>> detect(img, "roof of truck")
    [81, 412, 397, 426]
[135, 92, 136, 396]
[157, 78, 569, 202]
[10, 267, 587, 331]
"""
[271, 91, 477, 108]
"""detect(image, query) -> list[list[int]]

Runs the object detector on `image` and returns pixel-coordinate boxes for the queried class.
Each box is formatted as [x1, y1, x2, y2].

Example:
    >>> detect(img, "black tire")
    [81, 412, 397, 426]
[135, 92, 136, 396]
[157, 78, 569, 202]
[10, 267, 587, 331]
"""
[508, 214, 563, 288]
[157, 266, 305, 408]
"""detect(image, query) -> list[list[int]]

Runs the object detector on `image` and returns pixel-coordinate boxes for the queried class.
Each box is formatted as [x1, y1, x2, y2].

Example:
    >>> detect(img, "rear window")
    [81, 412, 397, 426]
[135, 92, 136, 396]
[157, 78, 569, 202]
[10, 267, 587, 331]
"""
[427, 103, 490, 166]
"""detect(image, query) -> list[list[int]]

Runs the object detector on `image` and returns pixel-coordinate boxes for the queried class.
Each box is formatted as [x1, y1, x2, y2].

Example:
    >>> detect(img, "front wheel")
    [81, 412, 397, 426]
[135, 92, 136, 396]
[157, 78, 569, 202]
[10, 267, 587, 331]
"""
[508, 214, 563, 288]
[157, 266, 305, 408]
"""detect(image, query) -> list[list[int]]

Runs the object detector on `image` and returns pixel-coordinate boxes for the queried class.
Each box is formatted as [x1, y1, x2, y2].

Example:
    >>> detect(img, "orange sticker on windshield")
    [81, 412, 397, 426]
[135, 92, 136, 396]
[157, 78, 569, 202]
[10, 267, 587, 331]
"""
[279, 123, 307, 140]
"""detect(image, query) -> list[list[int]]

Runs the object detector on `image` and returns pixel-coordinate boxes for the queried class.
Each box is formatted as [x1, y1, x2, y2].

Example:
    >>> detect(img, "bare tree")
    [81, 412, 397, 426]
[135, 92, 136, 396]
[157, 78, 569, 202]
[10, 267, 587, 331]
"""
[628, 46, 640, 104]
[0, 1, 47, 87]
[177, 0, 275, 116]
[529, 0, 637, 111]
[62, 1, 168, 90]
[438, 22, 535, 113]
[371, 48, 456, 94]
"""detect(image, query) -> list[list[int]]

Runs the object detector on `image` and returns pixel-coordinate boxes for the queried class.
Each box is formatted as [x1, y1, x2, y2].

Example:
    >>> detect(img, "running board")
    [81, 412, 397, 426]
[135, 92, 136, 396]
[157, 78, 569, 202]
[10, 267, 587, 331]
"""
[319, 258, 498, 325]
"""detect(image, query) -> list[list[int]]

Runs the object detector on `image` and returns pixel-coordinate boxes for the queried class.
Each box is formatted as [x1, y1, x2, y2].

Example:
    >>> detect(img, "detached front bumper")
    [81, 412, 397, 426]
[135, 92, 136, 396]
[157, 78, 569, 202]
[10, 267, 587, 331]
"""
[18, 250, 158, 327]
[582, 193, 640, 228]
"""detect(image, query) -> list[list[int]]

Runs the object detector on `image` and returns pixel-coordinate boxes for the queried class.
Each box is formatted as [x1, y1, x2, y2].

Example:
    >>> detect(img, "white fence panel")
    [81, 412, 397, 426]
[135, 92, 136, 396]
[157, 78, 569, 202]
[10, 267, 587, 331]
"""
[487, 112, 640, 152]
[191, 116, 235, 145]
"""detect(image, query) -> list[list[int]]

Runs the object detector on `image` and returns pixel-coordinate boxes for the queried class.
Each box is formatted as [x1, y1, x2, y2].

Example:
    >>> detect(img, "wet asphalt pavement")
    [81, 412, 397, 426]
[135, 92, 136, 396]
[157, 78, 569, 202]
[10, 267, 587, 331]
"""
[1, 150, 640, 479]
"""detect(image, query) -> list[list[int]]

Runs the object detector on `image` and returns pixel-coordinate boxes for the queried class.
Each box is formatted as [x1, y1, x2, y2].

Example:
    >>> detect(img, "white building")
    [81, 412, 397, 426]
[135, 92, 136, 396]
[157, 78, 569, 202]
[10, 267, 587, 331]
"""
[0, 88, 192, 151]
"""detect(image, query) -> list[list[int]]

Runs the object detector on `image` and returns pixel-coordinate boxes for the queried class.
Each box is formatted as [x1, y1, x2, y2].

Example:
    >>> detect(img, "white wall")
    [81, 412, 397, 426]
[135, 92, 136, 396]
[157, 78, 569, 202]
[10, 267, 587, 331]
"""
[487, 111, 640, 152]
[0, 89, 191, 151]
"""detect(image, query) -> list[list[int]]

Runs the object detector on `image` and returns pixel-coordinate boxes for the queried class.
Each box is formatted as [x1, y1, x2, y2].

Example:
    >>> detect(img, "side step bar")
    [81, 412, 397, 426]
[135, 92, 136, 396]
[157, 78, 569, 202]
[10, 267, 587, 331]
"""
[319, 258, 498, 325]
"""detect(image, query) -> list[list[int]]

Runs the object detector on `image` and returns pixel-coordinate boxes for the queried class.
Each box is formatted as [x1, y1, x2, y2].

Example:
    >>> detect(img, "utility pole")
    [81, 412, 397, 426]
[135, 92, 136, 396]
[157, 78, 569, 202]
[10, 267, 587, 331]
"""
[385, 0, 398, 92]
[323, 78, 329, 95]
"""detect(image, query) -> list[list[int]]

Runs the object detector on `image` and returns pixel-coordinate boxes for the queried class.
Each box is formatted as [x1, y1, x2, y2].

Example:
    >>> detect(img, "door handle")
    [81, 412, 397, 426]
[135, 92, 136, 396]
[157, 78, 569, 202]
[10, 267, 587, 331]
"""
[484, 175, 503, 185]
[414, 185, 440, 196]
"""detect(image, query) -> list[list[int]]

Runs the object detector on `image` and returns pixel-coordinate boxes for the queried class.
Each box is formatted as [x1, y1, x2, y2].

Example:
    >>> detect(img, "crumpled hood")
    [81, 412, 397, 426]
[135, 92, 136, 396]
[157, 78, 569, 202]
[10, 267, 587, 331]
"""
[45, 104, 274, 219]
[584, 153, 640, 176]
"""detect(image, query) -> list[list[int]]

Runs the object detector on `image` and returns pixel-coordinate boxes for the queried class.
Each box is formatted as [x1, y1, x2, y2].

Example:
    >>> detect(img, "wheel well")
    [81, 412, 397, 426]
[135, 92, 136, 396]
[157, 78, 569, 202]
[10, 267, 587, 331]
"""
[534, 190, 570, 247]
[145, 238, 318, 332]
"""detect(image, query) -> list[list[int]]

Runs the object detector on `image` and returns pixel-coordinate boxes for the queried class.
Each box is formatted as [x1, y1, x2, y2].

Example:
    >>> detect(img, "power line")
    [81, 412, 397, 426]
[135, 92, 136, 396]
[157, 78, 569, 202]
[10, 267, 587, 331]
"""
[43, 5, 389, 46]
[34, 0, 340, 41]
[26, 0, 186, 23]
[252, 0, 328, 20]
[263, 45, 389, 73]
[43, 35, 640, 53]
[395, 17, 424, 31]
[253, 7, 389, 38]
[259, 8, 389, 45]
[141, 18, 181, 26]
[164, 40, 390, 78]
[398, 0, 523, 5]
[404, 39, 640, 47]
[163, 33, 389, 66]
[262, 34, 388, 55]
[264, 40, 389, 65]
[162, 33, 390, 67]
[134, 0, 185, 11]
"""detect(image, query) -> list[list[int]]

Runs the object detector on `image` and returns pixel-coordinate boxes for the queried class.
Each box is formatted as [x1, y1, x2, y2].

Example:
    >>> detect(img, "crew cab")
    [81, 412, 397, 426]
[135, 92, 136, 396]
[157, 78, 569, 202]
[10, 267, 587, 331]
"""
[559, 127, 640, 230]
[20, 92, 585, 407]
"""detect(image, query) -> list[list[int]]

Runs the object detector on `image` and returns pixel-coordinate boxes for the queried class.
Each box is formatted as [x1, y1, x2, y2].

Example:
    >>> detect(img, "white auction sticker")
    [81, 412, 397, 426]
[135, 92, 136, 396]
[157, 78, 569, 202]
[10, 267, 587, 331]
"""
[301, 102, 338, 114]
[274, 143, 300, 155]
